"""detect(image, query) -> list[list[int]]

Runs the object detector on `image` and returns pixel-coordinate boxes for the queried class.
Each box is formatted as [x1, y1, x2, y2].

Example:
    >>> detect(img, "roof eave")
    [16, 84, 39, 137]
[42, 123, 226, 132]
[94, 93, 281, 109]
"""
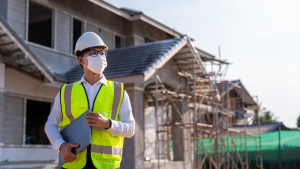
[143, 36, 188, 81]
[0, 15, 54, 83]
[132, 14, 182, 38]
[88, 0, 190, 39]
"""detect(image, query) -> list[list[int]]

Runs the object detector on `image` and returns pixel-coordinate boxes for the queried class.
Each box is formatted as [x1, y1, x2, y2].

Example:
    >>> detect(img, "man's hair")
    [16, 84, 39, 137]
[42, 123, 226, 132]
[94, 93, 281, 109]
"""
[76, 48, 89, 68]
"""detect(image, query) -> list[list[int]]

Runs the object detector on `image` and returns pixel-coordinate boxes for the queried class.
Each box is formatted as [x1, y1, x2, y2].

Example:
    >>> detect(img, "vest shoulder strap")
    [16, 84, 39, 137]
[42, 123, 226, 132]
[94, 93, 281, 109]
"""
[61, 82, 79, 123]
[108, 80, 124, 121]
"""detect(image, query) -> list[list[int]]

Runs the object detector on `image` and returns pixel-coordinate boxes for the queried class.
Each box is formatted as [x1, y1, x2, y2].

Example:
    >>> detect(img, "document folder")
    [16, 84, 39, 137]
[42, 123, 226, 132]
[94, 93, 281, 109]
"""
[59, 110, 91, 166]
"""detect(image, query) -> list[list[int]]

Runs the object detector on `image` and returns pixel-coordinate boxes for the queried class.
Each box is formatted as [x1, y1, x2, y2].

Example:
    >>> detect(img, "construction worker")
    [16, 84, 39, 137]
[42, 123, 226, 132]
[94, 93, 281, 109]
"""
[45, 32, 135, 169]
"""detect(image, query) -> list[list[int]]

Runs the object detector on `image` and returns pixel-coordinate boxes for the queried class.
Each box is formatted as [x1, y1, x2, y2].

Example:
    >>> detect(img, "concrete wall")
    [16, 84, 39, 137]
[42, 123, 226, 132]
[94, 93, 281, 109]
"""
[132, 20, 174, 42]
[85, 23, 114, 49]
[0, 0, 8, 20]
[35, 0, 126, 40]
[1, 67, 58, 145]
[56, 11, 71, 54]
[144, 106, 156, 159]
[5, 68, 58, 100]
[7, 0, 26, 39]
[2, 96, 24, 144]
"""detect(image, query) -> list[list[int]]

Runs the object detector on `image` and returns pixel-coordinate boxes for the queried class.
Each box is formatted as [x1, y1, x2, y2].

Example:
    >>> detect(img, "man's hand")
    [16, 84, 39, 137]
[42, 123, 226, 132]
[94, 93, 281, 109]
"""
[60, 143, 79, 162]
[85, 111, 111, 129]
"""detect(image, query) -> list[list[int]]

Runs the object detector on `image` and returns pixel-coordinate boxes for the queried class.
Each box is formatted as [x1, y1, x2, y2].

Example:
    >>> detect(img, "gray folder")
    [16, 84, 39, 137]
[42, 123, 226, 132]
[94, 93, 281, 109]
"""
[59, 110, 91, 166]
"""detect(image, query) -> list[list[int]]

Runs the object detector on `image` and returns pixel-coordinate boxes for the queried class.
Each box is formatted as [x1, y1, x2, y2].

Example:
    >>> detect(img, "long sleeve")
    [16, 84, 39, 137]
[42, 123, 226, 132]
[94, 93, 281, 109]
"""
[107, 91, 135, 138]
[44, 91, 65, 152]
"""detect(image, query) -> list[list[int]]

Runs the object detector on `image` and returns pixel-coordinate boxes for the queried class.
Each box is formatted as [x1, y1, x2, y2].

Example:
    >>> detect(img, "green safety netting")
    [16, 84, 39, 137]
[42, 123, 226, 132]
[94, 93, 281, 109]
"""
[197, 131, 300, 164]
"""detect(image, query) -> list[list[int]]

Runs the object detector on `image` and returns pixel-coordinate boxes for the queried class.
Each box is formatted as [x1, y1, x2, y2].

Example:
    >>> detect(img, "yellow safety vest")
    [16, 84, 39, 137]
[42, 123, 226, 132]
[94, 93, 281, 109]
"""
[60, 80, 124, 169]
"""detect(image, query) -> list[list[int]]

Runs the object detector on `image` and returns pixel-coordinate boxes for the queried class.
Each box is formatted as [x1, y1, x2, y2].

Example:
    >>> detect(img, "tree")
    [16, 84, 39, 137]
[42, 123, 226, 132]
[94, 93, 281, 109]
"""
[260, 111, 278, 123]
[297, 114, 300, 129]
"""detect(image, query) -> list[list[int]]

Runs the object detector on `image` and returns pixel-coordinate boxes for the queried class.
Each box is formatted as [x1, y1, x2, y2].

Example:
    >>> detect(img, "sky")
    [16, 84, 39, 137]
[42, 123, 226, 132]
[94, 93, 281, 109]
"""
[106, 0, 300, 128]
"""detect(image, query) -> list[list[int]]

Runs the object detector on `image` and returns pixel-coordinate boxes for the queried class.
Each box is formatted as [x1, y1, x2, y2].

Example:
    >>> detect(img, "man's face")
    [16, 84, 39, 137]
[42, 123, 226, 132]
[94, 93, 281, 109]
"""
[78, 47, 105, 67]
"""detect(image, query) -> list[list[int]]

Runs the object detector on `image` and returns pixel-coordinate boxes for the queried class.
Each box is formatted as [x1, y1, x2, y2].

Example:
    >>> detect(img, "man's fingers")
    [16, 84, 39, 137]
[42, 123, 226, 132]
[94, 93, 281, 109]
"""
[87, 122, 96, 126]
[67, 152, 77, 159]
[64, 154, 77, 162]
[85, 114, 98, 119]
[85, 119, 97, 123]
[69, 143, 79, 148]
[85, 116, 98, 120]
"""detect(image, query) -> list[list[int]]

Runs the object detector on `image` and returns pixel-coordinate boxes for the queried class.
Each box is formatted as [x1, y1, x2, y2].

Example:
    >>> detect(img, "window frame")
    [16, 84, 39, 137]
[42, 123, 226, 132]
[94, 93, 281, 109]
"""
[71, 17, 84, 54]
[26, 0, 55, 49]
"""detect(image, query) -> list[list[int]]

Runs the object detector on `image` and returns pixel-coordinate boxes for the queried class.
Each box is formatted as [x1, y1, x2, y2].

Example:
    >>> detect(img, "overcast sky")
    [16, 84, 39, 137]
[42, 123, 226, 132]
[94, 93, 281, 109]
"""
[106, 0, 300, 128]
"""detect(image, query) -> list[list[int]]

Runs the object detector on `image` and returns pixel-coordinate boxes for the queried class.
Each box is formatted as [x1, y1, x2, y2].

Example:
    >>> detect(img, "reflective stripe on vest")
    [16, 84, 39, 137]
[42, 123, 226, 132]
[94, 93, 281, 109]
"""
[81, 144, 123, 156]
[60, 80, 124, 169]
[64, 83, 74, 122]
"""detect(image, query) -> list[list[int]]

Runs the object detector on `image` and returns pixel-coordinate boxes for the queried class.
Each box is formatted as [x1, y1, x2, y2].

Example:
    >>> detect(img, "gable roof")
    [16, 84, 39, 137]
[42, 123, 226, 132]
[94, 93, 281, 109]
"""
[232, 122, 290, 135]
[0, 15, 53, 82]
[55, 36, 189, 83]
[216, 80, 257, 107]
[120, 8, 142, 16]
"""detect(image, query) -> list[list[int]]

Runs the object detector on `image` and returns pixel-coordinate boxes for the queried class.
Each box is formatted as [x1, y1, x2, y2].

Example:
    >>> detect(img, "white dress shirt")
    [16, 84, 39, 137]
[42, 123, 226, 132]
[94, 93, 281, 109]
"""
[44, 75, 135, 151]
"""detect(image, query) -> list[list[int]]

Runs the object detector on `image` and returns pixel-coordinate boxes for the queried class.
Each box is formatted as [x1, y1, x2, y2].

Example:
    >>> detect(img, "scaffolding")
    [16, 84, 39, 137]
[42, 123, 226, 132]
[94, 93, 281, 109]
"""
[151, 58, 263, 169]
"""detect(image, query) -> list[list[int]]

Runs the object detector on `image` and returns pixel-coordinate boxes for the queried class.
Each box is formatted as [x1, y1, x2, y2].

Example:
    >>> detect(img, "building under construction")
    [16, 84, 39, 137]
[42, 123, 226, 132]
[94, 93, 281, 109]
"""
[0, 1, 264, 168]
[144, 52, 264, 169]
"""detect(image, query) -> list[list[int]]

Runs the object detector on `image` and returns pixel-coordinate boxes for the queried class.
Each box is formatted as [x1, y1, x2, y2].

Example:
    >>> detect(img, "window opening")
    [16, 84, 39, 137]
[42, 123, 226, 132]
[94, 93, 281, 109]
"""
[115, 35, 121, 49]
[73, 19, 82, 53]
[25, 100, 51, 144]
[28, 2, 53, 48]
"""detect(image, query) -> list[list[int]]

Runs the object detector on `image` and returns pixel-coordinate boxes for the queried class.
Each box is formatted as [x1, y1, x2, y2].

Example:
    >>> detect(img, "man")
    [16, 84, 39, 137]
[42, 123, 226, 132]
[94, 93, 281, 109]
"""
[45, 32, 135, 169]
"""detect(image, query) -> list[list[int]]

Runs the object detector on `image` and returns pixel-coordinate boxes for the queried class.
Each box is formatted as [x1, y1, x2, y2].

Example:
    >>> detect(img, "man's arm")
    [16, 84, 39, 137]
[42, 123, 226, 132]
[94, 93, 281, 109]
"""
[44, 91, 78, 162]
[106, 90, 135, 138]
[44, 91, 66, 151]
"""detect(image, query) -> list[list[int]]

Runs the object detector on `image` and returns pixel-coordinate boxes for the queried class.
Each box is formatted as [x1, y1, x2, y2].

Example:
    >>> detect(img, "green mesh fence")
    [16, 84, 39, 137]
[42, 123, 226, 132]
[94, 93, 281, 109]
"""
[196, 131, 300, 164]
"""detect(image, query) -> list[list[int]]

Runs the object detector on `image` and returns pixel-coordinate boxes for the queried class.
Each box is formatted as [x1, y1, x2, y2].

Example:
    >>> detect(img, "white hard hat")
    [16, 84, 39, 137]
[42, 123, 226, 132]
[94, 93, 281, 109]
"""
[74, 32, 108, 58]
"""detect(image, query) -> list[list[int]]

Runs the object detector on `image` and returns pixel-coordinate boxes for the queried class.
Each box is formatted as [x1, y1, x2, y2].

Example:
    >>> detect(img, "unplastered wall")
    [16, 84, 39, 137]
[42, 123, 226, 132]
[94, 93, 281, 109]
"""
[7, 0, 26, 39]
[132, 20, 174, 42]
[86, 23, 114, 50]
[5, 68, 59, 100]
[2, 95, 24, 144]
[34, 0, 126, 37]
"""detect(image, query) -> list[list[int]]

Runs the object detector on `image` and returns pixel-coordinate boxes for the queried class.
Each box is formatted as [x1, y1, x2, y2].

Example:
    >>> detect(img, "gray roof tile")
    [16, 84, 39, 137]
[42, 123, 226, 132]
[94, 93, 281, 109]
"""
[54, 37, 183, 83]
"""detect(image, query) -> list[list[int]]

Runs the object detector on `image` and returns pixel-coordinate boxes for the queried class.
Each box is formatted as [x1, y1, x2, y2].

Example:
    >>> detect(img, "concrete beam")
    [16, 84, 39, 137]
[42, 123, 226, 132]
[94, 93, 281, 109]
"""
[1, 54, 25, 63]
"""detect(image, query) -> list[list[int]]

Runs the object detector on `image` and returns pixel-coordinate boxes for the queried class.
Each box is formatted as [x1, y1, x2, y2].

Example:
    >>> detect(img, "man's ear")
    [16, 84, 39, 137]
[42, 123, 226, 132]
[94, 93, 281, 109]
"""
[78, 57, 84, 66]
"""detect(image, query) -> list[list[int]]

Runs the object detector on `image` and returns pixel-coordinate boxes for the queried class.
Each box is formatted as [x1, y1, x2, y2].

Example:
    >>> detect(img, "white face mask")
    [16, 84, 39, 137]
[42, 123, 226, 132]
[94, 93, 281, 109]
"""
[83, 54, 107, 74]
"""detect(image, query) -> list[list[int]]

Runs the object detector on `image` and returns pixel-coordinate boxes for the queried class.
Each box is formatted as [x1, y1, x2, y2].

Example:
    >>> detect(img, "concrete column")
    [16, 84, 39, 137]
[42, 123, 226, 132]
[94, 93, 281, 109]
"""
[171, 76, 191, 166]
[172, 101, 183, 161]
[121, 84, 144, 169]
[0, 63, 5, 143]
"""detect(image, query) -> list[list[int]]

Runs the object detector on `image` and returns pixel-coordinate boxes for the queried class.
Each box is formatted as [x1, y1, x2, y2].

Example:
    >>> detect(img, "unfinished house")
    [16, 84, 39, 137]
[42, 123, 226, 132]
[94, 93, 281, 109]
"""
[216, 80, 258, 125]
[0, 0, 263, 169]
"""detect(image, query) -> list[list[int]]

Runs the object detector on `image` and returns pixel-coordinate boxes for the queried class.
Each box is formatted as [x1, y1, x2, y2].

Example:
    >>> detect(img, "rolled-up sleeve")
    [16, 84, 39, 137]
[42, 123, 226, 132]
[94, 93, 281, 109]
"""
[107, 91, 135, 138]
[44, 91, 65, 152]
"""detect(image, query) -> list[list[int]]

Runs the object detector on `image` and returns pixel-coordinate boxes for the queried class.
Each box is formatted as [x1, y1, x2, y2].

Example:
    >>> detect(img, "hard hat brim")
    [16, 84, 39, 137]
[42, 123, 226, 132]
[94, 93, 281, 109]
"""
[75, 45, 108, 58]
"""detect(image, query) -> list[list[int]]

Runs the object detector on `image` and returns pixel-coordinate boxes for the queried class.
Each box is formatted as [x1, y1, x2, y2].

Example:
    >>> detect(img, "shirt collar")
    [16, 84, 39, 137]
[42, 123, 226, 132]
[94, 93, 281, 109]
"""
[79, 74, 107, 86]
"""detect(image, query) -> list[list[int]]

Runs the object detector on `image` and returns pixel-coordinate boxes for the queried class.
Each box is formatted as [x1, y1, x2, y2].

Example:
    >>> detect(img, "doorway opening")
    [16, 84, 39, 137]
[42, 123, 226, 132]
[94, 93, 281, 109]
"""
[26, 100, 51, 144]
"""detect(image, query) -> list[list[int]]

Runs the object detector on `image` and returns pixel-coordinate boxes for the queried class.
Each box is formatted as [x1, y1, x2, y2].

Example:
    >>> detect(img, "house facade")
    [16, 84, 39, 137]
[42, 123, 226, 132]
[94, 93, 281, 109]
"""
[0, 0, 220, 168]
